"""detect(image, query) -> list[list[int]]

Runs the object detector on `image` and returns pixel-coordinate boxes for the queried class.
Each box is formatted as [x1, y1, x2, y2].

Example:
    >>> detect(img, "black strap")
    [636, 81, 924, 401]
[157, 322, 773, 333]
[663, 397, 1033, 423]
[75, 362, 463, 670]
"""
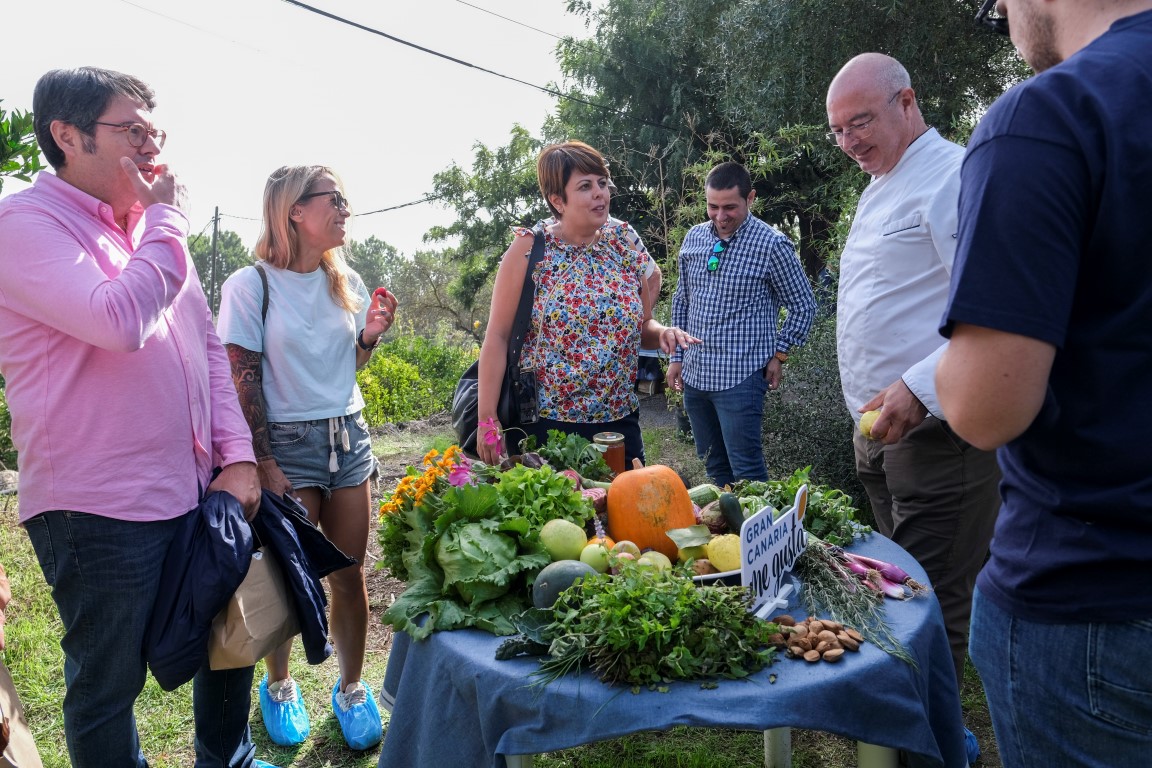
[506, 231, 545, 374]
[254, 262, 269, 325]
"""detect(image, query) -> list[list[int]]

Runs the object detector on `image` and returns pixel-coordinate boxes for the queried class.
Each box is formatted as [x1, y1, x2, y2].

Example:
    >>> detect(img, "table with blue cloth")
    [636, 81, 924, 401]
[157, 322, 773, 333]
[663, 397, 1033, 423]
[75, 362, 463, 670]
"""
[378, 534, 968, 768]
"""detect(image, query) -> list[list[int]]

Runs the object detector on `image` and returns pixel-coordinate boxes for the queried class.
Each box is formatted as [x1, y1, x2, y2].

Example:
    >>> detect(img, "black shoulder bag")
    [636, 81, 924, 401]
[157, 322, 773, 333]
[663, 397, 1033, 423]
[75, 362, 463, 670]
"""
[451, 231, 545, 456]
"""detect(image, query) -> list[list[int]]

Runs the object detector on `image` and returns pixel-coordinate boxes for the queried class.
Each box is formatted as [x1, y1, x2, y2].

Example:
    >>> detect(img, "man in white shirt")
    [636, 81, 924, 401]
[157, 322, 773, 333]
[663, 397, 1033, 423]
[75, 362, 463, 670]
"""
[827, 53, 1000, 738]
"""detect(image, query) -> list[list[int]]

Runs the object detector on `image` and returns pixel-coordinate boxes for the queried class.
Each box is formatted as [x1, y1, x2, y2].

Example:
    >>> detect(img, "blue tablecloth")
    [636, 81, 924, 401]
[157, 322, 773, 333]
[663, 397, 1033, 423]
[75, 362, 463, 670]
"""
[379, 534, 967, 768]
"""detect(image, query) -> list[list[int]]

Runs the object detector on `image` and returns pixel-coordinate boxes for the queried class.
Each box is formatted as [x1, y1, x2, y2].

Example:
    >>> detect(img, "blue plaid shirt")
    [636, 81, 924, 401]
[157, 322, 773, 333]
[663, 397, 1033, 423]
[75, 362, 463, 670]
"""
[670, 214, 816, 391]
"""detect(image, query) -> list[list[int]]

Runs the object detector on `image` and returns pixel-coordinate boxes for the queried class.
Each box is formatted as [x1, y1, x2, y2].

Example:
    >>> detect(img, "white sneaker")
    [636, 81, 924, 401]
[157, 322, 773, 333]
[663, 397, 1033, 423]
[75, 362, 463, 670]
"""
[334, 680, 368, 711]
[267, 677, 298, 704]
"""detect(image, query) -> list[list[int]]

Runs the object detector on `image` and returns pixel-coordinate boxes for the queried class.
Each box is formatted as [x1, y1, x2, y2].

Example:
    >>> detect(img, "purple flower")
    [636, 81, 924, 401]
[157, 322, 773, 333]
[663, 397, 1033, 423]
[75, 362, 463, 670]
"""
[448, 456, 473, 487]
[479, 416, 504, 453]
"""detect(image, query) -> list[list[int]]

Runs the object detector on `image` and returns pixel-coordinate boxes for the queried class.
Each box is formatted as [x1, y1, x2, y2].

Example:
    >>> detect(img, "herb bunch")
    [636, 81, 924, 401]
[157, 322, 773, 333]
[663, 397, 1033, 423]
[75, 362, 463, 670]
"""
[521, 430, 613, 482]
[535, 564, 779, 690]
[734, 466, 870, 546]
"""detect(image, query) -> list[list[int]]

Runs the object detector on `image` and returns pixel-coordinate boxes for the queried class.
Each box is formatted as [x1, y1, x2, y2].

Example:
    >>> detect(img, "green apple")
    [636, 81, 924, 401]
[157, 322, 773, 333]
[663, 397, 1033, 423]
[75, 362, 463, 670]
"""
[579, 542, 611, 573]
[637, 551, 673, 571]
[677, 544, 709, 564]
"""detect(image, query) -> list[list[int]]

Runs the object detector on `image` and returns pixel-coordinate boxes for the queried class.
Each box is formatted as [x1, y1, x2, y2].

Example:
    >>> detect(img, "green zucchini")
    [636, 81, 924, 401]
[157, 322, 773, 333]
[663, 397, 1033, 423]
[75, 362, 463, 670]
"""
[686, 483, 723, 506]
[718, 492, 746, 534]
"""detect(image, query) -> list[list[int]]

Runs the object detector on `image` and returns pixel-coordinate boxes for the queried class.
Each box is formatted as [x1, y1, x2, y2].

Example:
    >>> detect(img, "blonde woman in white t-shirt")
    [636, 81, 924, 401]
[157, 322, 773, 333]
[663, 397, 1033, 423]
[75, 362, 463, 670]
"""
[217, 165, 397, 751]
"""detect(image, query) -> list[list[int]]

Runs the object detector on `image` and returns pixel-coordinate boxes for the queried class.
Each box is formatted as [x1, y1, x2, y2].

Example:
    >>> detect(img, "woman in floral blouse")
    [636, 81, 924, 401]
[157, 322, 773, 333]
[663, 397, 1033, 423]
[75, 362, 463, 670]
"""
[475, 141, 697, 466]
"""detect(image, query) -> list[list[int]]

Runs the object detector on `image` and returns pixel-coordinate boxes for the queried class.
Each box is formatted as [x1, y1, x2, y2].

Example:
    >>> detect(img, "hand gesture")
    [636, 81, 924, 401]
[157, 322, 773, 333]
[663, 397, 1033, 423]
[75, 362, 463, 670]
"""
[119, 157, 188, 213]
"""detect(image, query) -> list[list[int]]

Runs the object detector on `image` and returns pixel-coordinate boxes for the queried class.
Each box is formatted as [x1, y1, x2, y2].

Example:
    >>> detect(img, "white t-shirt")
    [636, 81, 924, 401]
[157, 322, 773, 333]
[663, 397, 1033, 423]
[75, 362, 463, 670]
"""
[217, 263, 369, 422]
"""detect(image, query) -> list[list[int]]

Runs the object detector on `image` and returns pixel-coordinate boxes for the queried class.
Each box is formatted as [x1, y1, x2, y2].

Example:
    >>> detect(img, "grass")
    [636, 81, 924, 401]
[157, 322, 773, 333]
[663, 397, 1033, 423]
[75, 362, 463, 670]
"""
[1, 417, 999, 767]
[0, 494, 389, 768]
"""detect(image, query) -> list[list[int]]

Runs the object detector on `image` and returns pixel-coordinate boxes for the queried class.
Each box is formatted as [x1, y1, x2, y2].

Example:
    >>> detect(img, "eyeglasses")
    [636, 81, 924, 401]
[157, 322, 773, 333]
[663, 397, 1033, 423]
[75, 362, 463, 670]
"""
[825, 90, 902, 145]
[975, 0, 1009, 35]
[707, 240, 726, 272]
[93, 121, 166, 149]
[298, 190, 351, 211]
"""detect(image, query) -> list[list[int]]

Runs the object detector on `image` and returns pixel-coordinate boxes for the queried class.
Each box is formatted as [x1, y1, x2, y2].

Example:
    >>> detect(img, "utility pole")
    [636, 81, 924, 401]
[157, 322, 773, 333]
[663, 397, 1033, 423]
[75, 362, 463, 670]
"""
[208, 206, 220, 316]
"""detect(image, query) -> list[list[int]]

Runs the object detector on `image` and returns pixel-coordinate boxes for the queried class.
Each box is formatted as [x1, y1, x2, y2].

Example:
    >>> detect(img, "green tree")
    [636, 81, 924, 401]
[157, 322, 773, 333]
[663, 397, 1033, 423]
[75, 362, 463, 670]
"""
[346, 235, 406, 296]
[188, 229, 252, 315]
[554, 0, 1024, 277]
[424, 125, 549, 308]
[0, 99, 45, 194]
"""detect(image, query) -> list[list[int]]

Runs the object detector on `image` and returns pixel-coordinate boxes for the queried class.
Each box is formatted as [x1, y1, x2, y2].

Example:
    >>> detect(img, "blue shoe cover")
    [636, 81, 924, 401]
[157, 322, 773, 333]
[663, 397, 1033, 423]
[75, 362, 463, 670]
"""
[259, 675, 310, 746]
[331, 678, 384, 751]
[253, 761, 280, 768]
[964, 727, 981, 765]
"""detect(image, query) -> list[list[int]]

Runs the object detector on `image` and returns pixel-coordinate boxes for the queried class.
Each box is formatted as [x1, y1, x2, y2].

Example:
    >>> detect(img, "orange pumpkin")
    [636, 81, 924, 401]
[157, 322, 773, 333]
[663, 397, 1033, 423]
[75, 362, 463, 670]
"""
[606, 464, 695, 560]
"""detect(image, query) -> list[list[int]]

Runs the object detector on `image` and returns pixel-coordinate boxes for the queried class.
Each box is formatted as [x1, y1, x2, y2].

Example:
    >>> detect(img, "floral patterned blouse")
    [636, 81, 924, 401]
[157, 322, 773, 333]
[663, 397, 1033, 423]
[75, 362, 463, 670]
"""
[516, 221, 648, 423]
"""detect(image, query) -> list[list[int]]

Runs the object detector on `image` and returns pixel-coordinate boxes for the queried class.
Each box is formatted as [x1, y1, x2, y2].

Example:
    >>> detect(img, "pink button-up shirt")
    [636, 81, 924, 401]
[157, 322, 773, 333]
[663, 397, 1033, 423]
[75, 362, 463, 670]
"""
[0, 172, 255, 523]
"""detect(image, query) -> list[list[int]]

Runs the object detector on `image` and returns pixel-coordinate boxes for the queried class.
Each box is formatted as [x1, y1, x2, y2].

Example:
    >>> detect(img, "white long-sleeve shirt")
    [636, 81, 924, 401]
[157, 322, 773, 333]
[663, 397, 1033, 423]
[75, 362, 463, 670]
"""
[837, 129, 963, 422]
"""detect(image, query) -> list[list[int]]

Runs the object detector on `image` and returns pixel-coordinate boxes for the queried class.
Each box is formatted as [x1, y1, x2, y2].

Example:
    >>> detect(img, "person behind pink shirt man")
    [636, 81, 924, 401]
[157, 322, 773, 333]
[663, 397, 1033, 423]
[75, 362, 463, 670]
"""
[0, 67, 276, 768]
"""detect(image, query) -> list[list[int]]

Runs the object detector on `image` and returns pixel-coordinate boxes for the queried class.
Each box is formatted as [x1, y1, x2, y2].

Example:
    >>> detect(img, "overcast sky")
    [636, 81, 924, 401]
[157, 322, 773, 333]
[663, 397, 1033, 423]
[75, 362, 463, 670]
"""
[1, 0, 594, 256]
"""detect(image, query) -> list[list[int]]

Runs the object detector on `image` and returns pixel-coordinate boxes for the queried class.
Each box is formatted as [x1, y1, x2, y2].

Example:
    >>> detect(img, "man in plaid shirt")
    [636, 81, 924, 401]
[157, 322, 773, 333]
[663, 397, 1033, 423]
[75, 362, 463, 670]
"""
[667, 161, 816, 486]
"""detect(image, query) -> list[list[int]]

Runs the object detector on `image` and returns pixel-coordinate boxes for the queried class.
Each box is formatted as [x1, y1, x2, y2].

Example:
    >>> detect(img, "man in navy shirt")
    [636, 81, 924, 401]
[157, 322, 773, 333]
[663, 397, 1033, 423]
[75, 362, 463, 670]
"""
[938, 1, 1152, 764]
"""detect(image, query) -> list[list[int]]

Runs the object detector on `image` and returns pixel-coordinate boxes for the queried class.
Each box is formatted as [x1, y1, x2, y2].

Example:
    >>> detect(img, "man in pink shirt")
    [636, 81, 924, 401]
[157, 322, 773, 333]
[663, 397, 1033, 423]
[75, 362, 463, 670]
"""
[0, 67, 270, 768]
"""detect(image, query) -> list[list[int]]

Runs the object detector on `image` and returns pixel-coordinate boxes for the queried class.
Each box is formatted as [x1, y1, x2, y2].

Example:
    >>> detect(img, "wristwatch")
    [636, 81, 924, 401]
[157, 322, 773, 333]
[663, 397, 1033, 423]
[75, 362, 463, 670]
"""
[357, 329, 380, 351]
[774, 349, 790, 364]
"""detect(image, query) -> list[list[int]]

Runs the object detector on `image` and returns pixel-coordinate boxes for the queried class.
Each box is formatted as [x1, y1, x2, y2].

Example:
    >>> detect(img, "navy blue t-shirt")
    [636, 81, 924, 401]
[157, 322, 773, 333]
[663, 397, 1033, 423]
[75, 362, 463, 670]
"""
[941, 9, 1152, 623]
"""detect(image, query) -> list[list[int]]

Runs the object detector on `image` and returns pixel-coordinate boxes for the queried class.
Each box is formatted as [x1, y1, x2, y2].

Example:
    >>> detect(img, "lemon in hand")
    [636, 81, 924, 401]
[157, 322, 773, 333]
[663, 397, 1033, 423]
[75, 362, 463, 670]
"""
[859, 409, 881, 440]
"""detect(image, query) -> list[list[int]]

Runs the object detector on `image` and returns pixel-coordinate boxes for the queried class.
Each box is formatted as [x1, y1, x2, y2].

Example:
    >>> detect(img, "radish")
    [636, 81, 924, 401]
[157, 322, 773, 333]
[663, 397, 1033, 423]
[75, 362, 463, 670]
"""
[842, 552, 930, 595]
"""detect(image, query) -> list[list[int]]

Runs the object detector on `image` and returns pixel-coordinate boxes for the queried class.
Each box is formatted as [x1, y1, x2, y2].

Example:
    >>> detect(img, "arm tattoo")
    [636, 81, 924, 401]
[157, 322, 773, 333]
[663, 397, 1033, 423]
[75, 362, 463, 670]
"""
[226, 343, 274, 460]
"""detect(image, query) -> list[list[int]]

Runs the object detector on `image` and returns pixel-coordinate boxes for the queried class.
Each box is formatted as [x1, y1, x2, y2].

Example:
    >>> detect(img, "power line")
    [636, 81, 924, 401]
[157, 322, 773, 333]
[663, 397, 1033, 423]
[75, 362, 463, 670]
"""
[207, 2, 677, 233]
[216, 192, 448, 228]
[279, 0, 673, 133]
[454, 0, 665, 81]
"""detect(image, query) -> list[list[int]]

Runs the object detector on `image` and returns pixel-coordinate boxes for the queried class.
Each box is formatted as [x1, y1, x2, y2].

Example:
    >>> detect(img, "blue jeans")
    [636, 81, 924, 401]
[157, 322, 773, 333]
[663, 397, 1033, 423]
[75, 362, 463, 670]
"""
[970, 587, 1152, 767]
[24, 510, 258, 768]
[684, 370, 769, 486]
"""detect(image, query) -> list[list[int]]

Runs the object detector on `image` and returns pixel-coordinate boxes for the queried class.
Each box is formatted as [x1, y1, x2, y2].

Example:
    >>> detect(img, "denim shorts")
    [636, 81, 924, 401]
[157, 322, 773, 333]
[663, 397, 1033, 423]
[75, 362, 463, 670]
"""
[269, 411, 377, 496]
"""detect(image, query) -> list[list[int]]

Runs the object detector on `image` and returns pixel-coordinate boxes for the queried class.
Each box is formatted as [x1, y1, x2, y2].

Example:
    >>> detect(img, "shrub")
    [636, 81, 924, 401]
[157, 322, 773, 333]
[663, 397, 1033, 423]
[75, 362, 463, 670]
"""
[377, 335, 474, 409]
[761, 314, 873, 527]
[357, 335, 476, 426]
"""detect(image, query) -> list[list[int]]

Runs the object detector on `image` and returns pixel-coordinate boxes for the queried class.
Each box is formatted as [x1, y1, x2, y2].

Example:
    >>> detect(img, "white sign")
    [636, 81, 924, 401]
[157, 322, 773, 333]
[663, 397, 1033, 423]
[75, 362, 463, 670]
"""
[739, 485, 809, 617]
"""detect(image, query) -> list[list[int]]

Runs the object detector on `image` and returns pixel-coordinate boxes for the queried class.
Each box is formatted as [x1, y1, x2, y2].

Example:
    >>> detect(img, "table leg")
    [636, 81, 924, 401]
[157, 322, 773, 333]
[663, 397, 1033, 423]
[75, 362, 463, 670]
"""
[857, 741, 899, 768]
[505, 755, 535, 768]
[763, 727, 791, 768]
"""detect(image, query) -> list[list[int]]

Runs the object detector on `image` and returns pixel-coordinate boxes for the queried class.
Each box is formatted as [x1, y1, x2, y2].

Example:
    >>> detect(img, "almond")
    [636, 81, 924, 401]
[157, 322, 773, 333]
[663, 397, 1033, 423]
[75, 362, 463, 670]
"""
[803, 649, 822, 663]
[822, 648, 845, 663]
